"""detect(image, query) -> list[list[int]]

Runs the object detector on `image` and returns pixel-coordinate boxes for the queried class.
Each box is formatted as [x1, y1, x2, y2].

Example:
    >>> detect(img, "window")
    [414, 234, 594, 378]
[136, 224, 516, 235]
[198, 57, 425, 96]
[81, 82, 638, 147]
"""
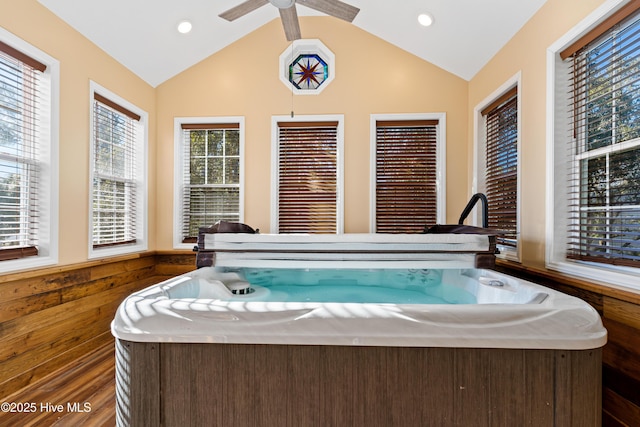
[0, 29, 58, 272]
[549, 0, 640, 286]
[175, 119, 243, 245]
[89, 82, 147, 258]
[271, 116, 343, 233]
[479, 84, 519, 255]
[371, 114, 445, 233]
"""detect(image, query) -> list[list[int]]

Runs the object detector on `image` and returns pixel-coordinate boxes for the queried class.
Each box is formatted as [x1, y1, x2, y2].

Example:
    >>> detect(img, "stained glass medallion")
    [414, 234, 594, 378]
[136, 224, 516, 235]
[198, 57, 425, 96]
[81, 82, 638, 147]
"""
[289, 54, 328, 90]
[279, 39, 335, 95]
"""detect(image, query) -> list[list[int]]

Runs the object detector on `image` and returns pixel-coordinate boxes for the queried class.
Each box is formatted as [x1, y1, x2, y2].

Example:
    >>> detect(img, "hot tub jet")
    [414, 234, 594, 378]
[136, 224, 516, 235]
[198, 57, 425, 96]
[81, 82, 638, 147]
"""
[227, 280, 255, 295]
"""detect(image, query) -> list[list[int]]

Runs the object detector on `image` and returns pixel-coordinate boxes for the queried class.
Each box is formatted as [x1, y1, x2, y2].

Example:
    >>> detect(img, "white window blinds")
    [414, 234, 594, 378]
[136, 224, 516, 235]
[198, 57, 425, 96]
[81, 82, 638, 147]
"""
[564, 6, 640, 267]
[375, 120, 438, 233]
[181, 123, 241, 242]
[277, 121, 338, 233]
[91, 94, 140, 248]
[0, 41, 46, 261]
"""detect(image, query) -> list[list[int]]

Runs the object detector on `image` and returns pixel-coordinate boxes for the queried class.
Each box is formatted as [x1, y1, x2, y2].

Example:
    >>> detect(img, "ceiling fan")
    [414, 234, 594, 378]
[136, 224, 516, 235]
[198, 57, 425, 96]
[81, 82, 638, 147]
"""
[219, 0, 360, 41]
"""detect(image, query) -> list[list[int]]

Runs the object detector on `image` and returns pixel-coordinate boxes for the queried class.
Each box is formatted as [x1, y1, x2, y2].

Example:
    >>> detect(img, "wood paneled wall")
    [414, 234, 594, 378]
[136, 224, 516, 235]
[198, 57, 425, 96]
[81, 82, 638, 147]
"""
[495, 261, 640, 427]
[0, 251, 195, 398]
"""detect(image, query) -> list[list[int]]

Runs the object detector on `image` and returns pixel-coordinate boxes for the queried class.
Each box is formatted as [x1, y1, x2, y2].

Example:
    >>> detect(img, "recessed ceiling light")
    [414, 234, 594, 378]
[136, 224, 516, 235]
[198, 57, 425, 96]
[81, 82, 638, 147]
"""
[177, 20, 193, 34]
[418, 13, 434, 27]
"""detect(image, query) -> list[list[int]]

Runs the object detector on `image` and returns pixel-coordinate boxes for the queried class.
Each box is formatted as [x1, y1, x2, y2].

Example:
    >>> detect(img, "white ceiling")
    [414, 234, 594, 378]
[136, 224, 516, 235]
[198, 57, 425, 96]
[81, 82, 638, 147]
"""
[37, 0, 548, 88]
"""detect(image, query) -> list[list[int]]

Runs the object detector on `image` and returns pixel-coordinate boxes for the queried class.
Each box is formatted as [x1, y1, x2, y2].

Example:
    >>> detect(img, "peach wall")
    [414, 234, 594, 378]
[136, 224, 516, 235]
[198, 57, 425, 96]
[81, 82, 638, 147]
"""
[0, 0, 156, 266]
[6, 0, 595, 265]
[156, 17, 468, 247]
[468, 0, 607, 267]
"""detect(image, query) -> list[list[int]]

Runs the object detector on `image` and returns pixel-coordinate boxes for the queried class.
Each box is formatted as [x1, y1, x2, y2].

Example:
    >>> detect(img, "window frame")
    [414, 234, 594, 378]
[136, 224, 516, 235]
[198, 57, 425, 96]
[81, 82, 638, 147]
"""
[270, 114, 344, 234]
[369, 113, 446, 233]
[88, 81, 148, 259]
[0, 27, 59, 274]
[173, 116, 245, 248]
[547, 0, 640, 288]
[474, 73, 522, 261]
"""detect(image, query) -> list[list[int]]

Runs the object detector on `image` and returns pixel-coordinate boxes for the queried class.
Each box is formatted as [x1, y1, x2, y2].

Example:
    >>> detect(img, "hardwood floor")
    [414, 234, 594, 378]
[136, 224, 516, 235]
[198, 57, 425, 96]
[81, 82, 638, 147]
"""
[0, 339, 116, 426]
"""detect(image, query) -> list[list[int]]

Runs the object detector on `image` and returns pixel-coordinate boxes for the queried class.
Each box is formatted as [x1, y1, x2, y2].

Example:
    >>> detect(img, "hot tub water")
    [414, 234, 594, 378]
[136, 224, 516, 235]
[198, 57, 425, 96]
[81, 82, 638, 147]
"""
[228, 268, 476, 304]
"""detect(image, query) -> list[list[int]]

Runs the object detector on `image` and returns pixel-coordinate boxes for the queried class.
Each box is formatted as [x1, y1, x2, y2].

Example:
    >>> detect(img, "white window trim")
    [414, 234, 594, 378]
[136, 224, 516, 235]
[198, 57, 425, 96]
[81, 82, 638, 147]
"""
[270, 114, 344, 234]
[546, 0, 640, 290]
[369, 113, 447, 232]
[88, 81, 148, 259]
[173, 116, 245, 249]
[0, 27, 59, 274]
[473, 73, 522, 262]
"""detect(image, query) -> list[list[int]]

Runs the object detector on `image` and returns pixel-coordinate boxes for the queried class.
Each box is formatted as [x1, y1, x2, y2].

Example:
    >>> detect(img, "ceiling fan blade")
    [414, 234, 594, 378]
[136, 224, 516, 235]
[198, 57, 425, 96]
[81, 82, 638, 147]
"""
[219, 0, 269, 21]
[279, 6, 301, 41]
[297, 0, 359, 22]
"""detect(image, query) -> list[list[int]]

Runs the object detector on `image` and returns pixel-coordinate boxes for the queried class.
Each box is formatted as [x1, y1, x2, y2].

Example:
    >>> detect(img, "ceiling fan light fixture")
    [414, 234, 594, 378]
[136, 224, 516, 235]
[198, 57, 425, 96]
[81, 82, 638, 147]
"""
[269, 0, 295, 9]
[418, 13, 434, 27]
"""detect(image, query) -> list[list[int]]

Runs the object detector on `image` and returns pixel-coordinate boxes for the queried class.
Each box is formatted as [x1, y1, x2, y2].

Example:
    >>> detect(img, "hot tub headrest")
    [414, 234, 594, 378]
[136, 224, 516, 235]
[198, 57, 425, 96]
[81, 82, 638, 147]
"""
[200, 220, 258, 234]
[196, 221, 258, 268]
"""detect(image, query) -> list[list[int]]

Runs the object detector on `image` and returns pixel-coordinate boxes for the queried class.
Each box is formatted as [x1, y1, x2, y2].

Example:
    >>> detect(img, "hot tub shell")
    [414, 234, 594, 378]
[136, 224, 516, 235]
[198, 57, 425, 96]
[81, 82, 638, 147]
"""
[112, 233, 606, 426]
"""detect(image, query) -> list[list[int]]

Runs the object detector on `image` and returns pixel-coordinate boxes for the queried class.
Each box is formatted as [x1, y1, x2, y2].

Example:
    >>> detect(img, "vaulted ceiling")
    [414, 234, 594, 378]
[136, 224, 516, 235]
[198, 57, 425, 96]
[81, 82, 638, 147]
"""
[38, 0, 548, 87]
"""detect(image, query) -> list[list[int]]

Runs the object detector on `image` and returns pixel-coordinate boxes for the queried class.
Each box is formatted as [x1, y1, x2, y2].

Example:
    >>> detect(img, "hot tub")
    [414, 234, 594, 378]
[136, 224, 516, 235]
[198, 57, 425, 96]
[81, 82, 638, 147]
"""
[112, 233, 606, 426]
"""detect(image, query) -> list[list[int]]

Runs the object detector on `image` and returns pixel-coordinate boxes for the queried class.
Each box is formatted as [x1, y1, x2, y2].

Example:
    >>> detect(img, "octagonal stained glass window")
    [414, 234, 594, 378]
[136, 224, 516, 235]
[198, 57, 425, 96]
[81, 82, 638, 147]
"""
[279, 39, 335, 95]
